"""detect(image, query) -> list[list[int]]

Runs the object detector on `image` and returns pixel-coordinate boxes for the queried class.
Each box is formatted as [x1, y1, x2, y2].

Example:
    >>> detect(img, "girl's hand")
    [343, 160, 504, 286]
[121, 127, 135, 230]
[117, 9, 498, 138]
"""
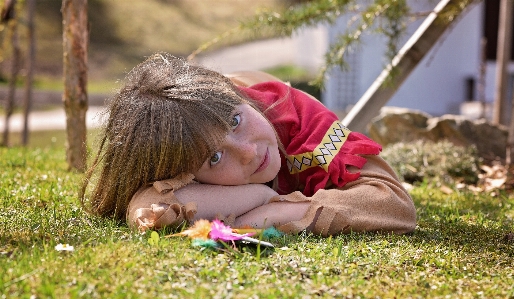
[234, 201, 311, 229]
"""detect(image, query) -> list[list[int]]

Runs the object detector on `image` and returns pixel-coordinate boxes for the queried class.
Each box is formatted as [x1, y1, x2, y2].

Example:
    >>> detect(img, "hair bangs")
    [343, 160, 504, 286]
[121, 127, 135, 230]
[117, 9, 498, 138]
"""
[172, 98, 240, 173]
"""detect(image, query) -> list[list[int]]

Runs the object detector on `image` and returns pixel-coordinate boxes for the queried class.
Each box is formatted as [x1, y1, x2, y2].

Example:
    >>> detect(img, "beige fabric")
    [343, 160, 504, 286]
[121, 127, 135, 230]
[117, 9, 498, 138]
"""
[127, 173, 198, 232]
[269, 155, 417, 236]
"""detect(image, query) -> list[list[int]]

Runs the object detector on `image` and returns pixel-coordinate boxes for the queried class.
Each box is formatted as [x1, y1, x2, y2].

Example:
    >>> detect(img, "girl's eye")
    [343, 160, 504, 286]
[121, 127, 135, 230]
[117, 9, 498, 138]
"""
[209, 151, 222, 166]
[230, 114, 241, 129]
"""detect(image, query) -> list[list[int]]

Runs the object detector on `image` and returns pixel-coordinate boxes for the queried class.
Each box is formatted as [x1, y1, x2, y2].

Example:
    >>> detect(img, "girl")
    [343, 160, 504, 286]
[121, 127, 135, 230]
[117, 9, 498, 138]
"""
[80, 53, 416, 236]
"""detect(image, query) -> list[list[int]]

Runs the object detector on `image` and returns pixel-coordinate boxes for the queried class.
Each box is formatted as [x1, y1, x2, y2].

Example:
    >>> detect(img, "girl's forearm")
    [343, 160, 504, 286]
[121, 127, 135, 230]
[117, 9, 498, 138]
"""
[234, 202, 310, 228]
[174, 183, 278, 220]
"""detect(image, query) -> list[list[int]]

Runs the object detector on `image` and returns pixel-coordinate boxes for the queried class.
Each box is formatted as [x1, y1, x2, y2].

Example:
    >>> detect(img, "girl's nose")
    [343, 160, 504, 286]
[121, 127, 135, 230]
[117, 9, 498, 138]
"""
[232, 140, 257, 165]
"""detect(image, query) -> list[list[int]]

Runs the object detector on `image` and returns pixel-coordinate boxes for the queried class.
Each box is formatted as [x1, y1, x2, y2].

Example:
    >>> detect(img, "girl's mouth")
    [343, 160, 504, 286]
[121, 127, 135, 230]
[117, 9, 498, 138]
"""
[254, 148, 270, 174]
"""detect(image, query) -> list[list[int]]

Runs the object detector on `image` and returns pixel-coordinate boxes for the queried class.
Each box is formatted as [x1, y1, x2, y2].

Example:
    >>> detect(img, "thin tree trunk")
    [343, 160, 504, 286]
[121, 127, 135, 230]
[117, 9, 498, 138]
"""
[22, 0, 36, 146]
[62, 0, 88, 172]
[492, 0, 513, 125]
[1, 10, 20, 147]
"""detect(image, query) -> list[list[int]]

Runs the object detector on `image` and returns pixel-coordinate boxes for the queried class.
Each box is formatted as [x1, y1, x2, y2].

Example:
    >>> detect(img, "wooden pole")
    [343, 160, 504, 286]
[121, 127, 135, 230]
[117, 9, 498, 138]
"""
[508, 88, 514, 164]
[478, 37, 487, 119]
[342, 0, 471, 133]
[492, 0, 513, 125]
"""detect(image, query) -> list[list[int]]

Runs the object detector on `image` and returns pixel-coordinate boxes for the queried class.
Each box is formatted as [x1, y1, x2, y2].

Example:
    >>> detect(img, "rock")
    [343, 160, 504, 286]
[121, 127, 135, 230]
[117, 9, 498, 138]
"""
[369, 107, 508, 160]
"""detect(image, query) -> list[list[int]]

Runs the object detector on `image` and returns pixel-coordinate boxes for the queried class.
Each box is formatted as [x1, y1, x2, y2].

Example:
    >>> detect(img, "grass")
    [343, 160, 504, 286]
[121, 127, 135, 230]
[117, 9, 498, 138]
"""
[3, 130, 68, 149]
[30, 76, 120, 94]
[1, 134, 514, 298]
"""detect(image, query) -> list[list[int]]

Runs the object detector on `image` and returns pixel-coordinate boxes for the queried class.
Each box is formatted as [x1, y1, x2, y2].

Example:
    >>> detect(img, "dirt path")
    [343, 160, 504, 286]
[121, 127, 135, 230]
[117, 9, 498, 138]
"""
[0, 106, 105, 132]
[0, 88, 108, 132]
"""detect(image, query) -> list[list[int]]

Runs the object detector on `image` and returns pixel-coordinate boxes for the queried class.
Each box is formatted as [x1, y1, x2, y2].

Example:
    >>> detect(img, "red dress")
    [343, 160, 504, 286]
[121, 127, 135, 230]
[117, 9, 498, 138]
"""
[239, 81, 383, 196]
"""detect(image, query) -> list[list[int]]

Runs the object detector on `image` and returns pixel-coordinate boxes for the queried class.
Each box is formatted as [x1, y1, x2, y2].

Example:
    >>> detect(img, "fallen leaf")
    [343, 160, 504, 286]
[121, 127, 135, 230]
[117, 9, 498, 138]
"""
[440, 185, 453, 194]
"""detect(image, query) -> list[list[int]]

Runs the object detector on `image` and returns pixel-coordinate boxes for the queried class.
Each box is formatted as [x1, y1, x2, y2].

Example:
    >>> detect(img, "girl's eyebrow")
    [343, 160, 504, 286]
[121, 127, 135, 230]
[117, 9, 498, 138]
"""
[230, 108, 242, 116]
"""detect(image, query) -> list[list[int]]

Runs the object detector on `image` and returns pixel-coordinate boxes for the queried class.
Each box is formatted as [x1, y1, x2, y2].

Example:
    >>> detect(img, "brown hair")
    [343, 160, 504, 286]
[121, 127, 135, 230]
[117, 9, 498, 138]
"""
[80, 53, 251, 220]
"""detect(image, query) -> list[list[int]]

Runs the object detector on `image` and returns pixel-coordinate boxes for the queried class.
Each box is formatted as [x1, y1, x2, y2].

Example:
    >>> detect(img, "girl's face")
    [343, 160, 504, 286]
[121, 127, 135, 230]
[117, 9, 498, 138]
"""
[193, 104, 281, 185]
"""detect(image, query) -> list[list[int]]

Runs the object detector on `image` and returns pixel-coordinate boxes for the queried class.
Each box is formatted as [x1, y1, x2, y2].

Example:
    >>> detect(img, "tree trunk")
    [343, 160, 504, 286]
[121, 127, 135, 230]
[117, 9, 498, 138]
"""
[22, 0, 36, 146]
[1, 3, 20, 147]
[62, 0, 88, 172]
[492, 0, 513, 126]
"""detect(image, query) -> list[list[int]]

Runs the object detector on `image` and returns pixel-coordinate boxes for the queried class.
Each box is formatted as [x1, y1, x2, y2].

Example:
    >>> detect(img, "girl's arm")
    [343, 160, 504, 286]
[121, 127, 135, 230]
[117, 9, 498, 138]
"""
[262, 155, 416, 236]
[235, 155, 416, 235]
[174, 183, 278, 220]
[127, 181, 279, 231]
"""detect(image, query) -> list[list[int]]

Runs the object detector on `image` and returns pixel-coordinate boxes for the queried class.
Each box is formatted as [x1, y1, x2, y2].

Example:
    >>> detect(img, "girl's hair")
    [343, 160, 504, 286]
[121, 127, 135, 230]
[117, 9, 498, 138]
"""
[80, 53, 252, 219]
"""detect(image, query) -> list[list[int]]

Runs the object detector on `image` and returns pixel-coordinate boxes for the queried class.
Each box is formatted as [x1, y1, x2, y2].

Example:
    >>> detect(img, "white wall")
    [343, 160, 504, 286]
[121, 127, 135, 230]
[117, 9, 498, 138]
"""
[323, 1, 485, 117]
[390, 1, 483, 115]
[196, 26, 327, 76]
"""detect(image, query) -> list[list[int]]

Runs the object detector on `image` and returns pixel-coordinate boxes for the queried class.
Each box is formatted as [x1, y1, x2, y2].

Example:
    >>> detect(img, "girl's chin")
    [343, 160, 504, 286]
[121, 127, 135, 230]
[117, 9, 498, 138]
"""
[260, 169, 280, 184]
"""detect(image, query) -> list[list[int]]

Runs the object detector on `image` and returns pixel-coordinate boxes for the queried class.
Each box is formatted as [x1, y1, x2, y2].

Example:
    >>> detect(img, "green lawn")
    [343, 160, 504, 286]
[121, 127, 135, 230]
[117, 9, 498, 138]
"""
[1, 134, 514, 298]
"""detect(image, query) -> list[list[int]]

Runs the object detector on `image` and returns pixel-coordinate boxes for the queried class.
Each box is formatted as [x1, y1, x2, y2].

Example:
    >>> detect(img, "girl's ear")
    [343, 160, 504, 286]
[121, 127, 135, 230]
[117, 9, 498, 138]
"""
[224, 71, 283, 87]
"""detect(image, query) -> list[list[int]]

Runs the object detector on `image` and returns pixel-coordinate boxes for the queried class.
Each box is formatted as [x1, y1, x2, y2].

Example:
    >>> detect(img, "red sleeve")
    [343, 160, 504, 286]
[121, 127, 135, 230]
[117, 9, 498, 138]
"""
[239, 81, 382, 196]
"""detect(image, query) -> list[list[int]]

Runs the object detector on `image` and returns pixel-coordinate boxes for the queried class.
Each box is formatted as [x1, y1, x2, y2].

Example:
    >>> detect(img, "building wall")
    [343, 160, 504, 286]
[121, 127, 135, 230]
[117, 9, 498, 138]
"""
[392, 2, 483, 116]
[322, 1, 489, 117]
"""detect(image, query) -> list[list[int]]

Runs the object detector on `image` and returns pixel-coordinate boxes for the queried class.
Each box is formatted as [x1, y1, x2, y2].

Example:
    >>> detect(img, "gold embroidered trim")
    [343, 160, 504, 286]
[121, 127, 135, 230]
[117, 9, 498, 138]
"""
[286, 121, 351, 174]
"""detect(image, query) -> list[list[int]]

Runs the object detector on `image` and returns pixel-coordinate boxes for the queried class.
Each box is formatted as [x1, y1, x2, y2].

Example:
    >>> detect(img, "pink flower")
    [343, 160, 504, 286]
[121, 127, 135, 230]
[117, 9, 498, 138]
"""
[209, 219, 254, 241]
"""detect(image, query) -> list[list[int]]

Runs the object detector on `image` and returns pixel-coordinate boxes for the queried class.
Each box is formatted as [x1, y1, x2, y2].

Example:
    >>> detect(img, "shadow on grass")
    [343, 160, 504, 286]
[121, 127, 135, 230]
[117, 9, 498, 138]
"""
[411, 188, 513, 250]
[268, 189, 514, 260]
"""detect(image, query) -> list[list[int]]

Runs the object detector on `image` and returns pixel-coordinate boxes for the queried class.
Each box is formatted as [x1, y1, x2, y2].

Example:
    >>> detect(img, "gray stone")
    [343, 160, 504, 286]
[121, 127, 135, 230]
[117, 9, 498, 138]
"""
[369, 107, 508, 160]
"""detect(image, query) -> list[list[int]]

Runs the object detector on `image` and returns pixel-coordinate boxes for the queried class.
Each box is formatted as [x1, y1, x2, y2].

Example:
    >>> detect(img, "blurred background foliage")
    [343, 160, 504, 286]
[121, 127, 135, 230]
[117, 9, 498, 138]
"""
[382, 140, 482, 186]
[0, 0, 292, 86]
[0, 0, 476, 91]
